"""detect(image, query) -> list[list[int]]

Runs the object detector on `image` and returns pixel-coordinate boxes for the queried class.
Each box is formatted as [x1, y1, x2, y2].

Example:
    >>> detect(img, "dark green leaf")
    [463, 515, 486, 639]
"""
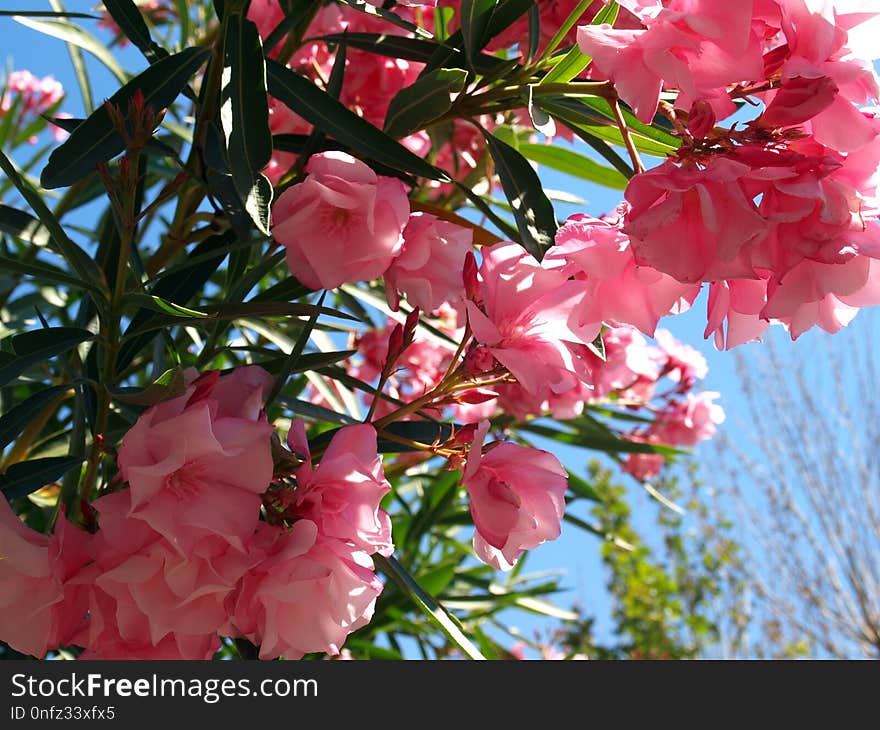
[117, 231, 233, 372]
[274, 395, 361, 426]
[102, 0, 169, 63]
[264, 0, 323, 54]
[0, 385, 71, 451]
[482, 130, 557, 260]
[0, 152, 107, 297]
[0, 254, 101, 292]
[41, 47, 210, 189]
[375, 555, 486, 661]
[318, 32, 508, 75]
[265, 59, 448, 182]
[461, 0, 497, 69]
[0, 327, 94, 388]
[0, 456, 82, 502]
[244, 173, 273, 236]
[384, 68, 468, 140]
[221, 15, 272, 209]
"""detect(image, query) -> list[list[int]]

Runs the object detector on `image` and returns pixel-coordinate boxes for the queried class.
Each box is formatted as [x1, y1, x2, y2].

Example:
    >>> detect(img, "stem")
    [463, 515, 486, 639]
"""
[611, 97, 646, 175]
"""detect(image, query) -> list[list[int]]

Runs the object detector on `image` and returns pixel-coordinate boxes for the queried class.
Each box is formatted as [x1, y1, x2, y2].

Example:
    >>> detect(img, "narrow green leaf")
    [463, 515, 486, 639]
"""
[264, 0, 323, 54]
[111, 367, 188, 405]
[244, 173, 273, 236]
[265, 290, 327, 409]
[0, 254, 101, 293]
[274, 395, 361, 426]
[318, 32, 507, 75]
[518, 142, 628, 189]
[384, 68, 468, 140]
[0, 327, 93, 388]
[0, 10, 98, 18]
[540, 44, 590, 86]
[482, 130, 557, 260]
[566, 469, 602, 503]
[0, 385, 71, 451]
[265, 59, 448, 181]
[221, 14, 272, 210]
[0, 456, 82, 502]
[13, 16, 127, 84]
[375, 555, 486, 661]
[461, 0, 497, 69]
[0, 152, 107, 297]
[41, 47, 210, 189]
[102, 0, 169, 63]
[336, 0, 432, 40]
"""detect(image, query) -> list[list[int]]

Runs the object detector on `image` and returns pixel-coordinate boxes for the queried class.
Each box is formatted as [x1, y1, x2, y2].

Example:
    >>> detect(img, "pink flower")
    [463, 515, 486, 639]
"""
[384, 212, 473, 313]
[287, 420, 393, 556]
[704, 277, 770, 350]
[0, 503, 91, 657]
[621, 436, 666, 481]
[466, 242, 599, 398]
[116, 366, 274, 555]
[547, 213, 700, 336]
[654, 329, 707, 386]
[225, 520, 382, 660]
[588, 326, 662, 401]
[462, 422, 568, 571]
[655, 391, 725, 447]
[624, 158, 767, 284]
[272, 152, 410, 290]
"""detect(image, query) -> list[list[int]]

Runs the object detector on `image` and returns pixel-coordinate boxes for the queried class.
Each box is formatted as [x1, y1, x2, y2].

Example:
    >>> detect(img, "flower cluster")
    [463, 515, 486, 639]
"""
[0, 368, 390, 659]
[579, 1, 880, 346]
[1, 70, 65, 144]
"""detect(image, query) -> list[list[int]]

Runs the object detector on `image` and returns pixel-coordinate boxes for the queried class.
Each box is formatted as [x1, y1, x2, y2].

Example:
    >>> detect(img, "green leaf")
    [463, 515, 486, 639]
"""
[0, 456, 82, 502]
[0, 385, 71, 451]
[265, 59, 448, 182]
[384, 68, 468, 140]
[274, 395, 361, 426]
[0, 329, 94, 389]
[0, 152, 107, 298]
[41, 47, 210, 189]
[377, 421, 454, 452]
[244, 173, 273, 236]
[336, 0, 431, 40]
[461, 0, 498, 69]
[566, 469, 602, 503]
[517, 142, 628, 189]
[375, 555, 486, 661]
[540, 44, 590, 86]
[111, 367, 188, 406]
[482, 130, 557, 260]
[0, 10, 98, 17]
[264, 0, 323, 54]
[318, 32, 507, 75]
[101, 0, 169, 63]
[13, 16, 127, 85]
[0, 254, 101, 292]
[265, 290, 328, 409]
[221, 14, 272, 211]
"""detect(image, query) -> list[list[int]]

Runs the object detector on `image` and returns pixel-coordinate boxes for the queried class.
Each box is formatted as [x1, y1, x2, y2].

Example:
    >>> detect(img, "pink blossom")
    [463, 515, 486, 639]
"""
[116, 366, 274, 555]
[621, 436, 666, 481]
[462, 422, 568, 571]
[0, 503, 91, 657]
[624, 158, 767, 283]
[654, 329, 707, 385]
[272, 152, 409, 290]
[704, 277, 771, 350]
[547, 213, 700, 336]
[287, 420, 393, 556]
[385, 212, 473, 313]
[588, 326, 662, 401]
[655, 391, 725, 447]
[466, 242, 599, 398]
[225, 520, 382, 660]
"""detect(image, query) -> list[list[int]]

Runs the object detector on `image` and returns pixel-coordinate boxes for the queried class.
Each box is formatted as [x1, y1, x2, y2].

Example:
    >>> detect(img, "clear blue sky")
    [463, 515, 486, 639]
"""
[2, 0, 872, 655]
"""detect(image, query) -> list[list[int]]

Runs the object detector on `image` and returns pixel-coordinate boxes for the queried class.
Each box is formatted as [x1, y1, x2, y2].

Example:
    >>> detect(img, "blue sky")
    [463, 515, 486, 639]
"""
[2, 1, 873, 655]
